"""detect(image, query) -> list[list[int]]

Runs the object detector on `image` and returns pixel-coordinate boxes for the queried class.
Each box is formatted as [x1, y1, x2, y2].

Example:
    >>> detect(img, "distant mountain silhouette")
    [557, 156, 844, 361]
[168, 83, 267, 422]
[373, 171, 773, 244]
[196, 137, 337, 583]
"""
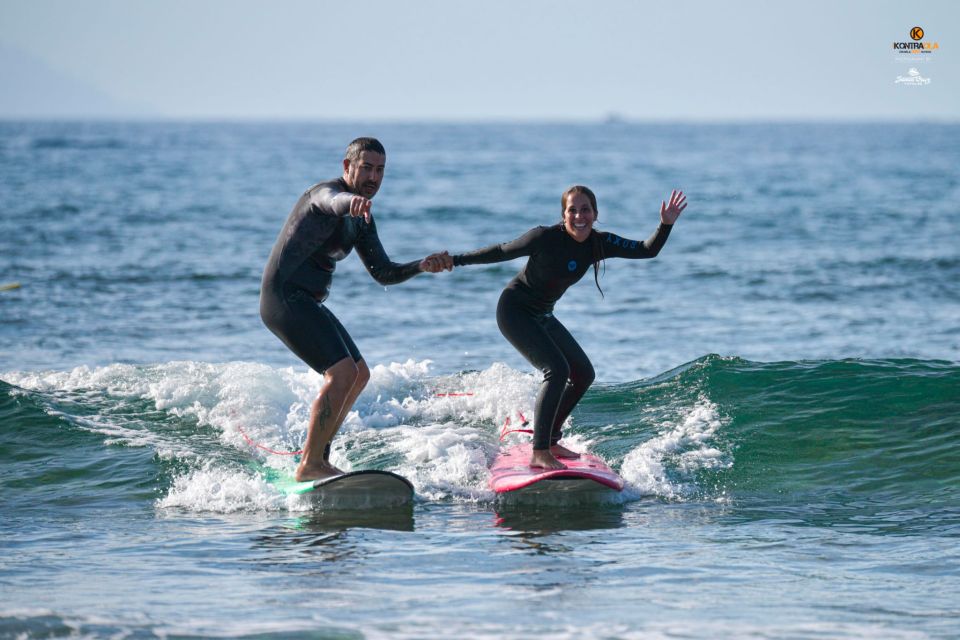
[0, 43, 156, 118]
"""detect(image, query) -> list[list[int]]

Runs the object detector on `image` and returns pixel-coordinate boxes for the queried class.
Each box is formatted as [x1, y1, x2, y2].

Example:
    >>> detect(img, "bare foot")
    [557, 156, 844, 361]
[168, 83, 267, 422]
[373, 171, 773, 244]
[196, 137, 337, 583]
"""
[295, 461, 342, 482]
[551, 443, 581, 459]
[529, 449, 567, 470]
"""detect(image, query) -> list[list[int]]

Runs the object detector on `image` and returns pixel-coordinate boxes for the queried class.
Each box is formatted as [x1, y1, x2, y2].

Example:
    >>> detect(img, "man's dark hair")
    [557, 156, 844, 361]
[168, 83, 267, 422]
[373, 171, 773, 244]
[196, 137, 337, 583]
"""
[345, 137, 386, 164]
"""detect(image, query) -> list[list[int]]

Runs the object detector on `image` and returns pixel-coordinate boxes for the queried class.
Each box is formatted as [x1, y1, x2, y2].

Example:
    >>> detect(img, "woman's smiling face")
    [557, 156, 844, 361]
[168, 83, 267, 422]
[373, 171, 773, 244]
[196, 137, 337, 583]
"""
[562, 191, 597, 242]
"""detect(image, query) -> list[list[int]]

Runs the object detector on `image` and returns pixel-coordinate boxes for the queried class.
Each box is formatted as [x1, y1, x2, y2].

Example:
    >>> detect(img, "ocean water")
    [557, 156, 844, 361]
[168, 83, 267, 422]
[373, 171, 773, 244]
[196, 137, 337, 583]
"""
[1, 121, 959, 638]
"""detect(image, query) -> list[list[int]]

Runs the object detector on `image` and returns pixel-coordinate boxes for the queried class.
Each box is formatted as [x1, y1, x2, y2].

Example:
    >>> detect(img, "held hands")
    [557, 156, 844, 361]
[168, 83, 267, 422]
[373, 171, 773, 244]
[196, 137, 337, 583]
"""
[660, 190, 687, 225]
[420, 251, 454, 273]
[348, 196, 373, 223]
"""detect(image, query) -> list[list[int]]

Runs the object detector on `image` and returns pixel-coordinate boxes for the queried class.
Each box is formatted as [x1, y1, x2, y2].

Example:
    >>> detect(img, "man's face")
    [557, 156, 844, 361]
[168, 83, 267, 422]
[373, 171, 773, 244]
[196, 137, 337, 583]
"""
[343, 151, 386, 198]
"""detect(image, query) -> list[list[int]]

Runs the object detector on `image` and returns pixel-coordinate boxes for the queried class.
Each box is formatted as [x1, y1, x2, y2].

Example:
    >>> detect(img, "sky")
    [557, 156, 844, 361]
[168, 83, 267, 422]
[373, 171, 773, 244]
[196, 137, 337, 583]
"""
[0, 0, 957, 121]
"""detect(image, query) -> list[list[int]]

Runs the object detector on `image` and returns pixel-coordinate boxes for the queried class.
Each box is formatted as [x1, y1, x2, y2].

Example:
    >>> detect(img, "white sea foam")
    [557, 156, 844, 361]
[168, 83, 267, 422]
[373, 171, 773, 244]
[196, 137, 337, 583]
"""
[8, 358, 731, 509]
[5, 359, 551, 511]
[619, 397, 730, 500]
[156, 465, 283, 513]
[341, 360, 541, 501]
[389, 422, 496, 501]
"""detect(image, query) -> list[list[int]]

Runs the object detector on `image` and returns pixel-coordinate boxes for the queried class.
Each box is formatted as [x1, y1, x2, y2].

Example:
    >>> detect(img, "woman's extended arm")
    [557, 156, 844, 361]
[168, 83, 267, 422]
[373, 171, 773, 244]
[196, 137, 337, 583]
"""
[601, 190, 687, 259]
[452, 226, 548, 267]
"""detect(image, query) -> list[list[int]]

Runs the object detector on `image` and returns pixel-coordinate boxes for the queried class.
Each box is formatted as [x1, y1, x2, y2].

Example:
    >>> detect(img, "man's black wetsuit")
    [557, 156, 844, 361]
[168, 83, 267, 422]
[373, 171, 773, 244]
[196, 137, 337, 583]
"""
[453, 223, 672, 450]
[260, 178, 421, 373]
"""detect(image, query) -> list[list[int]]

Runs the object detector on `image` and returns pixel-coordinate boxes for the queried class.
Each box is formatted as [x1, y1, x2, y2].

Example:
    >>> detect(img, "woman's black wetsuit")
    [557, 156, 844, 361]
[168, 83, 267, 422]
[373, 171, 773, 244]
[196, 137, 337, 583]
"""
[453, 223, 672, 450]
[260, 179, 421, 373]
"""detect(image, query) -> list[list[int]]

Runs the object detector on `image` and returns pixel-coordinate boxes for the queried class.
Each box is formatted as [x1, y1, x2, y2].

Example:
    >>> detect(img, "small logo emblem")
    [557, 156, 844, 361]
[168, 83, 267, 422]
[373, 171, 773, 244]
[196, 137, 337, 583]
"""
[895, 68, 931, 85]
[567, 260, 577, 272]
[910, 26, 924, 41]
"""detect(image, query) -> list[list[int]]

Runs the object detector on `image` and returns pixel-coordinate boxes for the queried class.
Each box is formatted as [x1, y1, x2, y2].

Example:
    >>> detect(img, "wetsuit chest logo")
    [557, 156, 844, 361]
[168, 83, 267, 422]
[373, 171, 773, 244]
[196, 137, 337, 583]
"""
[567, 260, 577, 272]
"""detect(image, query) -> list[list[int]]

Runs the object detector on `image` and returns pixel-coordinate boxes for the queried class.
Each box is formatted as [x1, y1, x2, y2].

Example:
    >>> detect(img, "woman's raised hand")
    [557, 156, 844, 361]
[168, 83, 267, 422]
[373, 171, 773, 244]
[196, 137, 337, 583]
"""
[660, 190, 687, 225]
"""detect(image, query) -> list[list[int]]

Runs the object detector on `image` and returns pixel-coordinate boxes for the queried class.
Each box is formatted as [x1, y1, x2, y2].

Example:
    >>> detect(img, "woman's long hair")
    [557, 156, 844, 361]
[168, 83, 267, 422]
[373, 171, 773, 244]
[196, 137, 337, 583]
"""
[561, 185, 606, 297]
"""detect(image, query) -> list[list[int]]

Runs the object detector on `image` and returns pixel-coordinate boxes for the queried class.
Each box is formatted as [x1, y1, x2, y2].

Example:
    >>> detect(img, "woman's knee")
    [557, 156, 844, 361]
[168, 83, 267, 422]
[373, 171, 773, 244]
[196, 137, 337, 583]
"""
[542, 358, 571, 384]
[571, 360, 595, 389]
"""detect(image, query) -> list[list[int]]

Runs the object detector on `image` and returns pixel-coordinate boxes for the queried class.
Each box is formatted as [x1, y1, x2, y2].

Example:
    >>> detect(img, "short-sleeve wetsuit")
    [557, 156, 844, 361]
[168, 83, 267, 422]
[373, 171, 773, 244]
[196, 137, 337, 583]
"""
[260, 178, 422, 373]
[453, 222, 672, 450]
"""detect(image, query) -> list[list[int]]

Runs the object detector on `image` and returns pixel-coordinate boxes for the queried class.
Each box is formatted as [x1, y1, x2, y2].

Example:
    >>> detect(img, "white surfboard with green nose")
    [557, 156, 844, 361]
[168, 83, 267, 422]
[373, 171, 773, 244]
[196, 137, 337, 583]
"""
[260, 467, 414, 509]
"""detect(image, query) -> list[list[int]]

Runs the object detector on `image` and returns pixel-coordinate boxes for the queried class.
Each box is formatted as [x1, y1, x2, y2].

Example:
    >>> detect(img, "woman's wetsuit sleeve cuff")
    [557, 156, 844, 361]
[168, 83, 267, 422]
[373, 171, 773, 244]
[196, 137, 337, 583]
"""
[451, 245, 507, 266]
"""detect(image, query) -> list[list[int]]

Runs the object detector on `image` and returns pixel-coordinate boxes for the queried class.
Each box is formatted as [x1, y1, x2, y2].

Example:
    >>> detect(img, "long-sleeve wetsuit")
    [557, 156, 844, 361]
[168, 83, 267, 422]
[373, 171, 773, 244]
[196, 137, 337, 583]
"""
[453, 222, 672, 450]
[260, 178, 422, 373]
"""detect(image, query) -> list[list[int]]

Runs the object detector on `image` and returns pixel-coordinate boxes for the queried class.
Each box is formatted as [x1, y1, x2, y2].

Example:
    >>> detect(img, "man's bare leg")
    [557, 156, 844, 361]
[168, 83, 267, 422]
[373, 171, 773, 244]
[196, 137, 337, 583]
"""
[317, 359, 371, 473]
[295, 357, 358, 482]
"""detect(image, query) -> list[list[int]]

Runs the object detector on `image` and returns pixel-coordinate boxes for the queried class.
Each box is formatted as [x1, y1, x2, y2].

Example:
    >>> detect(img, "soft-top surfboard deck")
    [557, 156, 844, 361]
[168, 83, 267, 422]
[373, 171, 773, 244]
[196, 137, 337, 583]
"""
[490, 443, 624, 496]
[261, 468, 414, 508]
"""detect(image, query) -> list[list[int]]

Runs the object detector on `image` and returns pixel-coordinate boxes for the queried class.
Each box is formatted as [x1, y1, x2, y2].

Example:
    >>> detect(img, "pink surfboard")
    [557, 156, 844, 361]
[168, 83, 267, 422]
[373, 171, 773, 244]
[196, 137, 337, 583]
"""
[490, 443, 624, 495]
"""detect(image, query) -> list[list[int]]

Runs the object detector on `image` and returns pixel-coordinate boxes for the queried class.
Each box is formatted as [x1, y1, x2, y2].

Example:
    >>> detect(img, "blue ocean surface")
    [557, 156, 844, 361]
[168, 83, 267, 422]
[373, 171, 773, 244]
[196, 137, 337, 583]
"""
[1, 122, 959, 638]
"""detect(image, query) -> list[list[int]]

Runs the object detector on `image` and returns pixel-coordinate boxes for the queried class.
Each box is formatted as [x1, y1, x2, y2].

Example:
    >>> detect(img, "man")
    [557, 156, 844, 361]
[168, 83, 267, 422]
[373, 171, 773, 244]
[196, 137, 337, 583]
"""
[260, 137, 451, 481]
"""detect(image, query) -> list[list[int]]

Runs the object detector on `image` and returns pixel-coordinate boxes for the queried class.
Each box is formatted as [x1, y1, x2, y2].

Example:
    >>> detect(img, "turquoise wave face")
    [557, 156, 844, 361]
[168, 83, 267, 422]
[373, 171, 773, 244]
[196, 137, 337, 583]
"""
[3, 356, 958, 533]
[584, 356, 960, 532]
[696, 356, 959, 501]
[0, 382, 164, 512]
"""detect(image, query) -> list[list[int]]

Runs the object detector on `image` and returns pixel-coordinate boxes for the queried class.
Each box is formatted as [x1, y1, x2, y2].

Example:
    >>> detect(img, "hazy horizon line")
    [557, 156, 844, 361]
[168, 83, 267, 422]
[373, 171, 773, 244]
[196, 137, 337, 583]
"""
[2, 115, 958, 125]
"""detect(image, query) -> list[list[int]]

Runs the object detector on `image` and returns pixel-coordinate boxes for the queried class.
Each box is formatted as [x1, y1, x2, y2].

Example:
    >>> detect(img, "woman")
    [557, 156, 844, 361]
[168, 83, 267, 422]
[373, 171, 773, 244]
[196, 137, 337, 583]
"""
[452, 186, 687, 470]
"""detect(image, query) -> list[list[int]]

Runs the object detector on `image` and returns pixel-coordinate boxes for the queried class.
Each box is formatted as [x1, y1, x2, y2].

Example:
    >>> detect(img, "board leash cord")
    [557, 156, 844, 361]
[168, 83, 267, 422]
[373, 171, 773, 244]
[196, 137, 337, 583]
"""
[236, 424, 303, 456]
[500, 411, 533, 441]
[434, 390, 531, 442]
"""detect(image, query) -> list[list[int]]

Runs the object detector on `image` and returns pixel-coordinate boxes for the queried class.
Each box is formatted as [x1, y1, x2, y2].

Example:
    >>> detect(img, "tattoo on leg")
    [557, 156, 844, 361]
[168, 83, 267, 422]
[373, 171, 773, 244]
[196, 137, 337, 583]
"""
[316, 393, 338, 460]
[318, 394, 333, 426]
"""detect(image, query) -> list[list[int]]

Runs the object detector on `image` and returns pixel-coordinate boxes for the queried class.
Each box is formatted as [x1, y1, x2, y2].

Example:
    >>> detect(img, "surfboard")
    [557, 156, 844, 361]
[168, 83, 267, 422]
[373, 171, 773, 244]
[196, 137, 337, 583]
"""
[489, 442, 624, 496]
[260, 467, 414, 509]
